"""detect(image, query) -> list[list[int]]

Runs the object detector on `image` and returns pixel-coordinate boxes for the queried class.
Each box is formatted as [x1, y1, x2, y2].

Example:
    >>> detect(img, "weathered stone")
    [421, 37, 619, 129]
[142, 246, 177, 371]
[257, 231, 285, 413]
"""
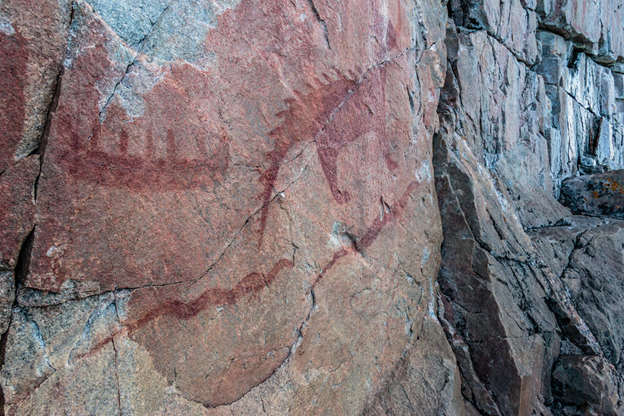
[0, 155, 39, 271]
[0, 155, 39, 334]
[1, 0, 455, 413]
[444, 26, 568, 229]
[363, 316, 465, 415]
[0, 0, 71, 173]
[562, 53, 616, 118]
[436, 7, 624, 414]
[433, 124, 560, 415]
[535, 31, 569, 85]
[449, 0, 539, 64]
[1, 308, 57, 406]
[533, 25, 624, 182]
[560, 170, 624, 218]
[5, 340, 121, 416]
[538, 0, 624, 61]
[531, 216, 624, 366]
[1, 0, 624, 412]
[552, 355, 623, 415]
[540, 0, 602, 50]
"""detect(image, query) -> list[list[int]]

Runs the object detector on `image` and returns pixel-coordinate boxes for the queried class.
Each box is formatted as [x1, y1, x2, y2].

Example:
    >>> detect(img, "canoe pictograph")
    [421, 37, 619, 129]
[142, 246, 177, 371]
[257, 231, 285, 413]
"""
[63, 125, 230, 191]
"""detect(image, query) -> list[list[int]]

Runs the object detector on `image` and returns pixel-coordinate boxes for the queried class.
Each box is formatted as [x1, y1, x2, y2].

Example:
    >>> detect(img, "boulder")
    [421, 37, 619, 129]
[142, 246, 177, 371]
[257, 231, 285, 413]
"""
[560, 170, 624, 219]
[552, 355, 623, 415]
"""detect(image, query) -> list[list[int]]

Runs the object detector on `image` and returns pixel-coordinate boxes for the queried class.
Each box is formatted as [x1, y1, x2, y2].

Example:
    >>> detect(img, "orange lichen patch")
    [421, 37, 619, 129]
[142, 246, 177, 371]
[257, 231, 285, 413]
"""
[593, 191, 601, 199]
[605, 179, 624, 195]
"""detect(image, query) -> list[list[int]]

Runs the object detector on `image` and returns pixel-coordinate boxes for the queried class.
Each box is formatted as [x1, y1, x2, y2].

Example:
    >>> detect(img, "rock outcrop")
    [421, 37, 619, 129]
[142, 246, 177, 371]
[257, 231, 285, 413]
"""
[0, 0, 623, 414]
[560, 170, 624, 218]
[434, 0, 624, 414]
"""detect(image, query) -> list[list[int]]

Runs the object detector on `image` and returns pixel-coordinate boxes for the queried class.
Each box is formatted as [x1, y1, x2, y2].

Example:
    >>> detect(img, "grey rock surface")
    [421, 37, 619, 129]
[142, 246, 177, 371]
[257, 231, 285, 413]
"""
[552, 355, 624, 415]
[435, 0, 624, 413]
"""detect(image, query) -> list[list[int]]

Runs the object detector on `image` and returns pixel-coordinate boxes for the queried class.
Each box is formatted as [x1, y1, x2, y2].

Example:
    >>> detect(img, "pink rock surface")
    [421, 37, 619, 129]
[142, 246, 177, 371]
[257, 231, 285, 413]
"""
[5, 0, 449, 411]
[7, 0, 624, 413]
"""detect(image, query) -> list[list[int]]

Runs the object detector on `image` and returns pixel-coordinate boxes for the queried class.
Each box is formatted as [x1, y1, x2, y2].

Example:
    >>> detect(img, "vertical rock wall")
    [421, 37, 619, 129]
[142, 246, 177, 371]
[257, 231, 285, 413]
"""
[0, 0, 623, 414]
[437, 0, 624, 415]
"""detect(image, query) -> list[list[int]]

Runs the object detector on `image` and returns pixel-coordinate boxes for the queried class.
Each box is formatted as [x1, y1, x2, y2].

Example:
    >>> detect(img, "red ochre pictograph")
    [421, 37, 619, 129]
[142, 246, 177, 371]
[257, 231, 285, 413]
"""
[126, 179, 419, 334]
[52, 0, 419, 356]
[63, 125, 231, 191]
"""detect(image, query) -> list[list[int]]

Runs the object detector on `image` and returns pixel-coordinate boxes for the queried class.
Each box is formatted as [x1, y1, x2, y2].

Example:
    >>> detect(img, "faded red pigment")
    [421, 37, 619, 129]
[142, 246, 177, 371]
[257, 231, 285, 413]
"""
[312, 179, 420, 287]
[54, 0, 401, 249]
[20, 0, 421, 406]
[65, 126, 230, 190]
[258, 65, 399, 244]
[127, 179, 419, 334]
[127, 258, 294, 333]
[46, 0, 415, 329]
[0, 30, 27, 172]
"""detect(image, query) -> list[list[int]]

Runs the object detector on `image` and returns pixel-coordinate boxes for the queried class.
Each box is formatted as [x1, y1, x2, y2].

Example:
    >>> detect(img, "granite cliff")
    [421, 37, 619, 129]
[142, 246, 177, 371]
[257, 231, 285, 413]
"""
[0, 0, 623, 414]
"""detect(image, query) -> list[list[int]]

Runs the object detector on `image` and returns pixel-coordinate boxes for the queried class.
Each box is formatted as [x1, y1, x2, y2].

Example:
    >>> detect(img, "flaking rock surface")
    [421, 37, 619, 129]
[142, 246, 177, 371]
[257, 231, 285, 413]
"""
[0, 0, 623, 414]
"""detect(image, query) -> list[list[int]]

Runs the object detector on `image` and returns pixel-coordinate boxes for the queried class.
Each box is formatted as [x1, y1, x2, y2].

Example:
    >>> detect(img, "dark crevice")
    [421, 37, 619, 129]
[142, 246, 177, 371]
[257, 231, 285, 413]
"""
[566, 46, 583, 70]
[111, 337, 122, 415]
[524, 217, 572, 231]
[0, 323, 9, 416]
[406, 86, 415, 113]
[33, 3, 72, 202]
[14, 227, 35, 289]
[0, 226, 36, 416]
[586, 116, 602, 158]
[33, 64, 65, 163]
[305, 0, 331, 50]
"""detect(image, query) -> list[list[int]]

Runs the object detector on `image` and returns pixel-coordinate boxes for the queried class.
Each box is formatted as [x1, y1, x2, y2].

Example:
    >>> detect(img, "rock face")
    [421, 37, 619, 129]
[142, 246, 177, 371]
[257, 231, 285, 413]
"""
[0, 0, 623, 415]
[434, 0, 624, 414]
[552, 355, 623, 415]
[1, 0, 454, 414]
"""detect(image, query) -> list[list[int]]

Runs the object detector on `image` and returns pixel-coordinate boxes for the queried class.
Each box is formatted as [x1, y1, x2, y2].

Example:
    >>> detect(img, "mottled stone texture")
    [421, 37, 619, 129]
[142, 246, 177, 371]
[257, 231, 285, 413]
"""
[1, 0, 624, 414]
[0, 0, 457, 414]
